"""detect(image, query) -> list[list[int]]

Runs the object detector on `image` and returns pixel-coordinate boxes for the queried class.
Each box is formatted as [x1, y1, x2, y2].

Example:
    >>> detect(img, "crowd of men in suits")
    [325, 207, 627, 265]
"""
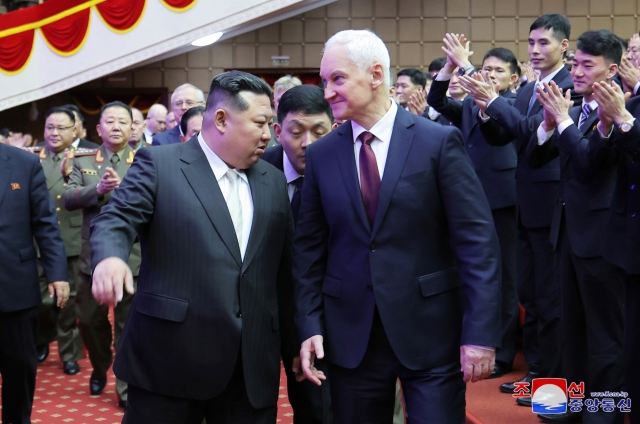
[1, 14, 640, 424]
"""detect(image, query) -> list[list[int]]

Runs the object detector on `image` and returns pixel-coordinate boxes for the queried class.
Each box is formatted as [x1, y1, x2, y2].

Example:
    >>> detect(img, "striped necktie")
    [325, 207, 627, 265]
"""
[578, 103, 592, 129]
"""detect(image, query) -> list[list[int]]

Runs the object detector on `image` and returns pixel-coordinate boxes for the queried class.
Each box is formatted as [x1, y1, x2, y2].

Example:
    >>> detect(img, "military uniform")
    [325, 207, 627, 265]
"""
[32, 146, 85, 365]
[62, 145, 141, 403]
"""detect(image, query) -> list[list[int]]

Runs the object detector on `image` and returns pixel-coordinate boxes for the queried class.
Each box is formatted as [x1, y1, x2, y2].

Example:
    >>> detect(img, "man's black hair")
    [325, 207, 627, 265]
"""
[180, 106, 205, 136]
[207, 70, 273, 111]
[617, 36, 629, 52]
[482, 48, 519, 75]
[45, 107, 75, 124]
[576, 30, 623, 66]
[428, 57, 447, 73]
[99, 101, 133, 121]
[277, 85, 334, 125]
[63, 104, 85, 127]
[396, 68, 427, 89]
[529, 14, 571, 42]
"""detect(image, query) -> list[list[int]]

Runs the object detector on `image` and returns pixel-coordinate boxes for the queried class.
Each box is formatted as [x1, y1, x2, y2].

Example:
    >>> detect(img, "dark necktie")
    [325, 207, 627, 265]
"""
[578, 103, 592, 130]
[290, 176, 304, 225]
[527, 83, 539, 115]
[358, 131, 381, 226]
[110, 153, 120, 171]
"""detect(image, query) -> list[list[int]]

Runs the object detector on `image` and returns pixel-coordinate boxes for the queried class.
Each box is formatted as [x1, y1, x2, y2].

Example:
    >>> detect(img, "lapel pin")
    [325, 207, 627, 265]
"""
[11, 183, 20, 190]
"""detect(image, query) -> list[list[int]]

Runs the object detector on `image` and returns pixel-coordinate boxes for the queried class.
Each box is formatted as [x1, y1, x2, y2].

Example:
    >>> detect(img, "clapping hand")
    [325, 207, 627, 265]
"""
[535, 81, 573, 126]
[459, 72, 499, 111]
[407, 91, 427, 115]
[617, 56, 640, 94]
[96, 167, 121, 196]
[592, 81, 634, 134]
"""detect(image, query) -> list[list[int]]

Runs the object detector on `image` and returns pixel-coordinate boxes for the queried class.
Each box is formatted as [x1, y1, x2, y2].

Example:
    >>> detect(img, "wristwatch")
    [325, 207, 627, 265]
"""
[619, 118, 636, 133]
[458, 64, 475, 76]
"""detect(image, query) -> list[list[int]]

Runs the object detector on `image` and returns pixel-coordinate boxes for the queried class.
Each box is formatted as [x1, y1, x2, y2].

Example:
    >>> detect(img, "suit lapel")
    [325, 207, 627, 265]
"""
[371, 110, 413, 238]
[581, 108, 599, 135]
[241, 165, 271, 272]
[0, 147, 12, 209]
[180, 140, 243, 267]
[335, 124, 371, 232]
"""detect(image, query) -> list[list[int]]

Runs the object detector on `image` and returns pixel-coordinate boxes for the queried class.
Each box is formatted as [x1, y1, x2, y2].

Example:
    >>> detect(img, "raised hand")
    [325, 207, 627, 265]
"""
[459, 72, 499, 106]
[441, 33, 474, 71]
[407, 91, 427, 115]
[535, 81, 573, 126]
[96, 167, 121, 196]
[592, 81, 634, 133]
[617, 56, 640, 94]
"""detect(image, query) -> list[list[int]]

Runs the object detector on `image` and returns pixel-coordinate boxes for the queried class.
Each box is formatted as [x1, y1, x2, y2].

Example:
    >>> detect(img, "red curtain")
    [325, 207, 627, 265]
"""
[162, 0, 196, 9]
[0, 31, 34, 73]
[41, 8, 90, 54]
[96, 0, 145, 32]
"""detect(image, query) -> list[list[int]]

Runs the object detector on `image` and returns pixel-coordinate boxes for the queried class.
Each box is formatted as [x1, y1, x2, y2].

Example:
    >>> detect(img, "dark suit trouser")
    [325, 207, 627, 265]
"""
[0, 305, 39, 424]
[76, 271, 134, 400]
[624, 274, 640, 424]
[557, 222, 625, 424]
[492, 206, 519, 367]
[37, 256, 83, 362]
[327, 309, 465, 424]
[516, 217, 561, 377]
[123, 351, 277, 424]
[282, 352, 332, 424]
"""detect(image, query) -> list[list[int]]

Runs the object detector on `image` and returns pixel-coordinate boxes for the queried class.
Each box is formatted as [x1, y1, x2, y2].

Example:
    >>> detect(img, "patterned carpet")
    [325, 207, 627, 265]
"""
[0, 343, 294, 424]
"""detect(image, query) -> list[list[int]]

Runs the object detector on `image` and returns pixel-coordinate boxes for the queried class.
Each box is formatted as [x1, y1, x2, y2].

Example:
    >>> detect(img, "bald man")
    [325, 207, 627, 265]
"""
[144, 104, 167, 145]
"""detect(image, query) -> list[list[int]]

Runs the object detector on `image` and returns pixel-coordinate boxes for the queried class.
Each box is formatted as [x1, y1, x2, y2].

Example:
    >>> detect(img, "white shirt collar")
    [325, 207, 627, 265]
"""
[72, 138, 80, 149]
[537, 64, 565, 85]
[585, 99, 598, 110]
[282, 150, 302, 184]
[351, 100, 398, 144]
[197, 133, 248, 184]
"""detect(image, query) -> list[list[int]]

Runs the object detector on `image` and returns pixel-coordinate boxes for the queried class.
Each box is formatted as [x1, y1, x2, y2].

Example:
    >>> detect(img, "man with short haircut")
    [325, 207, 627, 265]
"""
[395, 68, 426, 112]
[528, 30, 624, 424]
[459, 14, 579, 395]
[63, 101, 141, 408]
[273, 75, 302, 112]
[63, 104, 90, 143]
[262, 84, 336, 424]
[144, 104, 167, 142]
[429, 42, 521, 381]
[35, 107, 93, 377]
[617, 33, 640, 97]
[427, 57, 447, 78]
[178, 106, 205, 143]
[89, 71, 295, 423]
[152, 84, 205, 146]
[295, 30, 501, 423]
[165, 111, 177, 130]
[129, 108, 148, 151]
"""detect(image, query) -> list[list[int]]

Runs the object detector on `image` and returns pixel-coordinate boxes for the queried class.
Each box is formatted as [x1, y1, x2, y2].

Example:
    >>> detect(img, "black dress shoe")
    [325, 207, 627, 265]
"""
[36, 344, 49, 363]
[537, 411, 582, 423]
[516, 396, 531, 407]
[63, 361, 80, 375]
[89, 376, 107, 395]
[500, 369, 540, 393]
[487, 361, 512, 379]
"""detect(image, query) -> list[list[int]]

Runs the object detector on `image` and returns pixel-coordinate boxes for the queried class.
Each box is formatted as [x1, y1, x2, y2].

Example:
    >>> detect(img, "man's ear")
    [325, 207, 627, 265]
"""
[273, 122, 282, 142]
[214, 109, 227, 134]
[370, 62, 386, 90]
[179, 134, 186, 143]
[331, 122, 339, 130]
[607, 63, 619, 81]
[561, 39, 569, 54]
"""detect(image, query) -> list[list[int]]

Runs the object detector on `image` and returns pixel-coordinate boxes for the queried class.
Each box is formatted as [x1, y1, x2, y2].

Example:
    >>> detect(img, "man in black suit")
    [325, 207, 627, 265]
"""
[459, 14, 579, 394]
[528, 30, 624, 424]
[589, 80, 640, 424]
[428, 41, 520, 379]
[152, 84, 205, 146]
[262, 84, 336, 424]
[90, 71, 296, 423]
[0, 143, 69, 424]
[294, 29, 501, 423]
[64, 104, 92, 145]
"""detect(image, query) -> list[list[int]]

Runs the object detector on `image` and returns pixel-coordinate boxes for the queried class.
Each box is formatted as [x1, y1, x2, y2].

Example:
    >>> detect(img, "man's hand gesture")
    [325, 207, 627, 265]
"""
[48, 281, 70, 308]
[96, 167, 121, 196]
[617, 56, 640, 94]
[459, 72, 499, 109]
[92, 257, 135, 307]
[299, 335, 327, 386]
[407, 91, 427, 115]
[592, 81, 634, 135]
[535, 81, 573, 126]
[461, 345, 495, 383]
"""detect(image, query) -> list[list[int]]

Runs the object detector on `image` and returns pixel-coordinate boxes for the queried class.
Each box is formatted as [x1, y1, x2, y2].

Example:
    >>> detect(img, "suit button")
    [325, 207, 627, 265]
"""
[63, 183, 67, 187]
[366, 284, 373, 291]
[632, 212, 637, 218]
[56, 195, 61, 200]
[369, 243, 376, 252]
[632, 185, 636, 190]
[56, 207, 60, 212]
[242, 272, 246, 278]
[58, 221, 61, 225]
[236, 311, 242, 318]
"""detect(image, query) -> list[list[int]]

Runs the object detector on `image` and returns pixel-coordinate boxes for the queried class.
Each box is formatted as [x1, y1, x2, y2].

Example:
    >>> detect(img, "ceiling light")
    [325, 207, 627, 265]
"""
[191, 32, 223, 47]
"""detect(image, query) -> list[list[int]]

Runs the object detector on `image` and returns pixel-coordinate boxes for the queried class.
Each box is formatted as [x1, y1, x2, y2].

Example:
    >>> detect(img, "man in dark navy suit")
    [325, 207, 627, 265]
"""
[528, 30, 624, 424]
[458, 14, 581, 396]
[589, 77, 640, 424]
[428, 41, 520, 380]
[152, 84, 205, 146]
[0, 143, 69, 424]
[294, 29, 501, 423]
[262, 84, 336, 424]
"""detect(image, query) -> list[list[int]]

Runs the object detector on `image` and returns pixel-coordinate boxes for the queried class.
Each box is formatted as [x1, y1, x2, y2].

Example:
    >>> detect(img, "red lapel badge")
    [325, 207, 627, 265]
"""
[11, 183, 21, 190]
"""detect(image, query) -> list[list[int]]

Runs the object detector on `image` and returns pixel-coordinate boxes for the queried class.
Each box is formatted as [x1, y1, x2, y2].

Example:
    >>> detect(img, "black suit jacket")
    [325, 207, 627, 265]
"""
[0, 144, 67, 312]
[428, 80, 517, 210]
[602, 96, 640, 273]
[479, 66, 582, 228]
[261, 144, 284, 172]
[528, 106, 618, 258]
[151, 126, 181, 146]
[89, 137, 296, 408]
[293, 106, 502, 370]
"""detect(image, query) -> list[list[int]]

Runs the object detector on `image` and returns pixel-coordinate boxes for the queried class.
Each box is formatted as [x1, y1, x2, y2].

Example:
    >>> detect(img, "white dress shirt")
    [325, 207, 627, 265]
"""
[197, 133, 253, 259]
[283, 151, 302, 202]
[351, 100, 398, 184]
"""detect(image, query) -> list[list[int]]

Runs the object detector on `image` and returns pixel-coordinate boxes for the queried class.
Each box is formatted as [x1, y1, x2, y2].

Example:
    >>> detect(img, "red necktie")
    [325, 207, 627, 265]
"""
[358, 131, 381, 226]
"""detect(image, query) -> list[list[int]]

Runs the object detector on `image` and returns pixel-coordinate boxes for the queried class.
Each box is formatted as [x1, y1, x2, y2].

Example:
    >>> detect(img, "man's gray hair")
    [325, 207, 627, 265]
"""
[274, 75, 302, 93]
[171, 83, 205, 104]
[324, 29, 391, 89]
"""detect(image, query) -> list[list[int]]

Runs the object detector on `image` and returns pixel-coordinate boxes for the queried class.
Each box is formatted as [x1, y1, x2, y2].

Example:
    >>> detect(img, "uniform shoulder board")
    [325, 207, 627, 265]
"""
[24, 146, 43, 154]
[73, 148, 98, 157]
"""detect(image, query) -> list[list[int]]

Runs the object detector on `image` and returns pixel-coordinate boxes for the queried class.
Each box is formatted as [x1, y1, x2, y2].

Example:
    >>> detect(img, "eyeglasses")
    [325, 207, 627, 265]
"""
[173, 100, 201, 108]
[45, 125, 74, 133]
